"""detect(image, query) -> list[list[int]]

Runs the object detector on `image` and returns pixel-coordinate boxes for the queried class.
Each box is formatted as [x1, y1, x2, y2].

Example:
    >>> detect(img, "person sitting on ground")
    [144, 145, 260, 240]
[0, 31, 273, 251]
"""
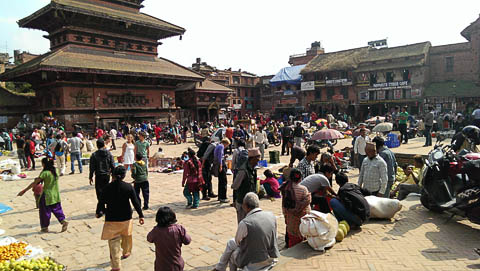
[335, 173, 370, 228]
[149, 147, 164, 167]
[391, 156, 425, 200]
[213, 193, 280, 271]
[147, 206, 191, 271]
[300, 165, 337, 213]
[317, 152, 338, 186]
[281, 168, 311, 248]
[261, 169, 281, 199]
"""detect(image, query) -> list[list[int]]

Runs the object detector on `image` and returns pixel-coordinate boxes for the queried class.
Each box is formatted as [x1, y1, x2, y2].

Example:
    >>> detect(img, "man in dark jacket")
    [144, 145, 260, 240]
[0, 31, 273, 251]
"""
[334, 173, 370, 228]
[281, 122, 293, 156]
[231, 148, 261, 223]
[89, 139, 115, 218]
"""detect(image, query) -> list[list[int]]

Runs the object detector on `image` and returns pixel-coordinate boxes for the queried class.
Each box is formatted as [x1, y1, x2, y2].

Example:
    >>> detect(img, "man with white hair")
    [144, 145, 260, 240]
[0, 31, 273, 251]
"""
[213, 192, 280, 271]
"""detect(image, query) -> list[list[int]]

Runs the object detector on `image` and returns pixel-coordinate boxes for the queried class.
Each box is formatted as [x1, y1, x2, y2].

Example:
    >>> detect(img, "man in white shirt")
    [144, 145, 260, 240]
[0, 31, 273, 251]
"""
[213, 193, 279, 271]
[254, 126, 268, 160]
[354, 128, 370, 169]
[358, 143, 388, 196]
[109, 127, 117, 150]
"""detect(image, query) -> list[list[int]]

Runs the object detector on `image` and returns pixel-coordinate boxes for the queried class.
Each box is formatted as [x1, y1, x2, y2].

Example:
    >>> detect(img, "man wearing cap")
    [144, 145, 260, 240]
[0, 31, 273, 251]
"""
[373, 136, 397, 197]
[89, 139, 115, 218]
[358, 143, 388, 197]
[232, 148, 261, 223]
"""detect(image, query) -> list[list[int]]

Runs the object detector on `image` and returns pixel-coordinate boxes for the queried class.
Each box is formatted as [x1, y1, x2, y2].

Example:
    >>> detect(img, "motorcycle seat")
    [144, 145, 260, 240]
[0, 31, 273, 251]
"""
[440, 198, 457, 209]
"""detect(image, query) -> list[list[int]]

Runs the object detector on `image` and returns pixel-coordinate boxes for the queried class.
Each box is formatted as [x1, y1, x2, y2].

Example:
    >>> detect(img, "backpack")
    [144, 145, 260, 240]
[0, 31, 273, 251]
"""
[338, 183, 370, 223]
[54, 140, 64, 155]
[235, 148, 249, 170]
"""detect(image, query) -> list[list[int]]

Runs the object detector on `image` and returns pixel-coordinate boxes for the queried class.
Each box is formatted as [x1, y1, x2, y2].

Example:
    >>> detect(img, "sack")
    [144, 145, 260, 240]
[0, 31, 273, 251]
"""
[299, 211, 338, 251]
[365, 196, 402, 219]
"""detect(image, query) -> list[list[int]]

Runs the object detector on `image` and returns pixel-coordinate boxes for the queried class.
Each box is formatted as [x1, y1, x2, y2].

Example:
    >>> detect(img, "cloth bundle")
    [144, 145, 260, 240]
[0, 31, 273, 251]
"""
[299, 210, 338, 251]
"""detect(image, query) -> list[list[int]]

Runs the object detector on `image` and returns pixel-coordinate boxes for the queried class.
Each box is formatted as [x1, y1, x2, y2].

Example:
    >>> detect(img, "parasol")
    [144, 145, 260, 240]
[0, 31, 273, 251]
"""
[315, 118, 328, 124]
[372, 122, 393, 133]
[312, 128, 344, 141]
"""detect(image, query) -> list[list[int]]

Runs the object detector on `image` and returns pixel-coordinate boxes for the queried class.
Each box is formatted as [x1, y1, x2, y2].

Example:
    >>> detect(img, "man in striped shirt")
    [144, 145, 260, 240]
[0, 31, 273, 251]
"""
[358, 143, 388, 197]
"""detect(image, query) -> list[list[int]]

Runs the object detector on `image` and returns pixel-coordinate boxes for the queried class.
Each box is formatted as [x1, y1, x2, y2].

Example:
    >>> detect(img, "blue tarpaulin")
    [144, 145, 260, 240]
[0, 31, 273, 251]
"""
[269, 64, 305, 87]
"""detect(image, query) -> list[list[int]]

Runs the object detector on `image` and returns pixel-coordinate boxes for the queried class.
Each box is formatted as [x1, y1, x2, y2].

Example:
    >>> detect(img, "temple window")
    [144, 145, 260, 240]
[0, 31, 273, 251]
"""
[75, 35, 83, 42]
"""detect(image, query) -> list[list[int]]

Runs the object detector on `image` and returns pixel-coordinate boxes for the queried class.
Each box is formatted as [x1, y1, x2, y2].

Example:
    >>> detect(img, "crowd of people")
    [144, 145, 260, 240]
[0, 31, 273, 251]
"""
[6, 103, 480, 270]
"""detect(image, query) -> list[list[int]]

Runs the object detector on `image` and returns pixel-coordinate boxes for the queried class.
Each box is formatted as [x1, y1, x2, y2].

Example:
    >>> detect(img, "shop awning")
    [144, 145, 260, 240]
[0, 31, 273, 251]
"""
[270, 65, 305, 87]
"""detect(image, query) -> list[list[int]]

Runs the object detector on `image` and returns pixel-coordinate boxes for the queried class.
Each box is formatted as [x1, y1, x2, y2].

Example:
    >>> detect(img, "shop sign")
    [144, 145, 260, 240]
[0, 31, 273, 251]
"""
[0, 116, 7, 124]
[394, 89, 403, 99]
[359, 91, 369, 101]
[377, 90, 386, 100]
[325, 78, 352, 86]
[301, 81, 315, 91]
[411, 89, 422, 98]
[283, 90, 294, 95]
[233, 104, 242, 110]
[372, 81, 409, 89]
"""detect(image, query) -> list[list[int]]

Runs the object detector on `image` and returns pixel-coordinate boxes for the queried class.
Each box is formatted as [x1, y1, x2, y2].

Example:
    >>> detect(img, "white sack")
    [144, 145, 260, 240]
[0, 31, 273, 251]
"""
[365, 196, 402, 219]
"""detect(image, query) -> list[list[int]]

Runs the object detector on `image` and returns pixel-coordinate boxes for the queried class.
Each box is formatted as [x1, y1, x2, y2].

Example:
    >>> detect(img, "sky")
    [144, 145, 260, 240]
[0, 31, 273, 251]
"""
[0, 0, 480, 76]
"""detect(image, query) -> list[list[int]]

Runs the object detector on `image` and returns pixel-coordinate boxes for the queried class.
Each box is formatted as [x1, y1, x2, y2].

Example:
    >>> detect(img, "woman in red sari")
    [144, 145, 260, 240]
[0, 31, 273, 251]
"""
[281, 168, 311, 248]
[182, 148, 204, 209]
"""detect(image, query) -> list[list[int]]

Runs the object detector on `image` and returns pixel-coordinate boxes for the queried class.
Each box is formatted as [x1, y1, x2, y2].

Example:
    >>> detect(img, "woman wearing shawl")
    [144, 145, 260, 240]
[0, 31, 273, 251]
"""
[182, 148, 205, 209]
[280, 168, 311, 248]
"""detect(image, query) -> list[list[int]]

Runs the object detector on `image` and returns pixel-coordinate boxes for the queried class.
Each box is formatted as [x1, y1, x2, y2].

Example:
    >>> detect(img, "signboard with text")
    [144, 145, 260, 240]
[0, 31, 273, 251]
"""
[301, 81, 315, 91]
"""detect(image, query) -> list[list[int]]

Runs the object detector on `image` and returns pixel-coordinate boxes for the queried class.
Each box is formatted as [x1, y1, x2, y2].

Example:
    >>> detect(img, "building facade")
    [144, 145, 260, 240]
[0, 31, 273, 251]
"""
[176, 79, 234, 123]
[0, 0, 203, 131]
[425, 16, 480, 114]
[191, 58, 259, 116]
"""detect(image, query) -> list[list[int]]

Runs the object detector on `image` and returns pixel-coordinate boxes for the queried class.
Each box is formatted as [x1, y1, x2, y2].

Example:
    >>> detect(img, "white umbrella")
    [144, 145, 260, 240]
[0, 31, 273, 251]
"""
[372, 122, 393, 132]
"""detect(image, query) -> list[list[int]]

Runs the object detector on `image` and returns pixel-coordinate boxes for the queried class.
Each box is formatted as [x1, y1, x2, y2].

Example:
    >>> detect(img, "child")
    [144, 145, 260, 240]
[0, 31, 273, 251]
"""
[261, 169, 281, 198]
[147, 207, 191, 271]
[131, 153, 149, 210]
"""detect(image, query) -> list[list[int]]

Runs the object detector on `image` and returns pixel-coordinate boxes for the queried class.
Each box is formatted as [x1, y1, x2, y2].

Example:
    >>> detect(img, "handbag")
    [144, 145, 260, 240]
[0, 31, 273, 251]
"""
[33, 182, 43, 196]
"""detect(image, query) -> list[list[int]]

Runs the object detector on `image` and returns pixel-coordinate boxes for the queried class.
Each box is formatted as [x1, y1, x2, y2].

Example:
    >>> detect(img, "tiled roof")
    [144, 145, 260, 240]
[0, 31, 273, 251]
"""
[302, 42, 431, 73]
[19, 0, 185, 36]
[0, 46, 204, 81]
[176, 79, 234, 92]
[301, 47, 368, 74]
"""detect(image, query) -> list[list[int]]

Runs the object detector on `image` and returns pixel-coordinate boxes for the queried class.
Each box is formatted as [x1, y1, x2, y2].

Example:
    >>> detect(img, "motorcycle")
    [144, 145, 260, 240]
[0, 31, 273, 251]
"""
[420, 138, 480, 224]
[267, 131, 281, 147]
[162, 131, 180, 144]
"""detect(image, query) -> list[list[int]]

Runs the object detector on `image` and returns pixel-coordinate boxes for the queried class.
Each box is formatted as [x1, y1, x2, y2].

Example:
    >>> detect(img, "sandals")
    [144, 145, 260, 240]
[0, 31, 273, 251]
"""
[121, 253, 130, 260]
[61, 221, 69, 232]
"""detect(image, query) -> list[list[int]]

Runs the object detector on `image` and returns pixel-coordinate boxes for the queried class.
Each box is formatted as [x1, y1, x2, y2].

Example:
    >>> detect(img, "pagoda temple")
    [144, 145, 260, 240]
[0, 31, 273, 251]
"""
[0, 0, 203, 131]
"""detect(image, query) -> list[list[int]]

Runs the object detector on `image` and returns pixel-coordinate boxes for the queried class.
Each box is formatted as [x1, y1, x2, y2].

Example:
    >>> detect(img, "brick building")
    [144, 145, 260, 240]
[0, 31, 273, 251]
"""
[269, 65, 306, 118]
[176, 79, 234, 123]
[425, 15, 480, 114]
[288, 41, 325, 66]
[191, 58, 259, 115]
[257, 75, 274, 113]
[301, 47, 367, 117]
[0, 0, 203, 131]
